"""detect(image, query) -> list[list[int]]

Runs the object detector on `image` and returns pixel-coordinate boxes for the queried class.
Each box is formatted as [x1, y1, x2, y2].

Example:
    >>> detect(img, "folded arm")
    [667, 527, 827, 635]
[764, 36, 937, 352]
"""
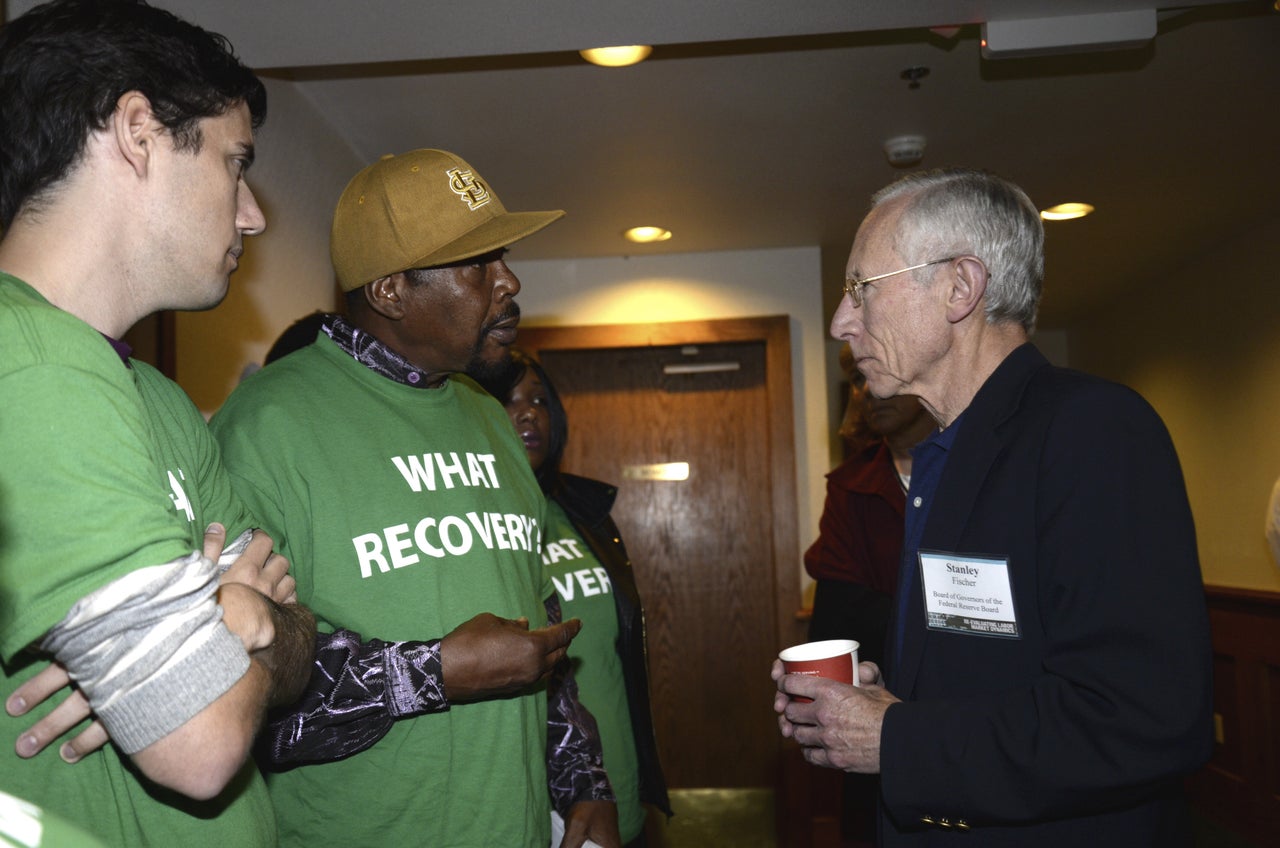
[260, 610, 583, 768]
[9, 525, 316, 797]
[259, 629, 445, 768]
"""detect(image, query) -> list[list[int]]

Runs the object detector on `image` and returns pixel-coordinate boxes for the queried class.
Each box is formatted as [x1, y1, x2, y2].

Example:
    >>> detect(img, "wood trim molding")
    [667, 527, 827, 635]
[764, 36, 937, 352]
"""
[1203, 583, 1280, 606]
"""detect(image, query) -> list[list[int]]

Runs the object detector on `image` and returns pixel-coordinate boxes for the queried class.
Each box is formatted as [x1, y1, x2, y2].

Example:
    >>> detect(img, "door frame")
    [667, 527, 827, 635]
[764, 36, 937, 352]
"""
[517, 314, 804, 651]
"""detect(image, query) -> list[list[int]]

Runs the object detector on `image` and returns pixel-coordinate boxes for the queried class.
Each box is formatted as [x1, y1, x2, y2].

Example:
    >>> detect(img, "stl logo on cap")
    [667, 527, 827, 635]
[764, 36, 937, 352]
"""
[448, 167, 491, 211]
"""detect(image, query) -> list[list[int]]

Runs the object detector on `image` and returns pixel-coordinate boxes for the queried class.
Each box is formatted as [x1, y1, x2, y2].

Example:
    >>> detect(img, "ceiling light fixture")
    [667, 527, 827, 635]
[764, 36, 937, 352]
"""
[1040, 203, 1095, 221]
[624, 226, 672, 243]
[579, 45, 653, 67]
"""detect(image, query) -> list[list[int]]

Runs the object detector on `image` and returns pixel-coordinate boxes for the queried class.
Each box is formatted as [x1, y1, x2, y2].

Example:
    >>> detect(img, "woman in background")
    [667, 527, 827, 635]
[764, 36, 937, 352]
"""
[483, 349, 671, 848]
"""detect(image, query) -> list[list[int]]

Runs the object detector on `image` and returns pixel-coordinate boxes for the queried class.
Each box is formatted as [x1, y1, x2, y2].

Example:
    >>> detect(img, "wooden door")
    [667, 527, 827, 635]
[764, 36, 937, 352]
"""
[520, 317, 804, 789]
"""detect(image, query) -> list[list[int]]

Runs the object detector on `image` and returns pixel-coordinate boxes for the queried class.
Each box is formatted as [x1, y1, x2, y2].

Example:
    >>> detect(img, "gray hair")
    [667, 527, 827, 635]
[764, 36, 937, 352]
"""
[872, 168, 1044, 333]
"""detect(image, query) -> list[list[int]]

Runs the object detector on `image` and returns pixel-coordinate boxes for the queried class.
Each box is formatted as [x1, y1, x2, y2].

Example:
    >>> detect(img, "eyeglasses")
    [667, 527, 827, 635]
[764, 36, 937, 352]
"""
[842, 256, 959, 308]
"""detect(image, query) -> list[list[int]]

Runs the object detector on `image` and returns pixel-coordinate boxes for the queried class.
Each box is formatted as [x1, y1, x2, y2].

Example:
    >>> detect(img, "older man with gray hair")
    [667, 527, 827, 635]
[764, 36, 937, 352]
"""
[775, 168, 1212, 847]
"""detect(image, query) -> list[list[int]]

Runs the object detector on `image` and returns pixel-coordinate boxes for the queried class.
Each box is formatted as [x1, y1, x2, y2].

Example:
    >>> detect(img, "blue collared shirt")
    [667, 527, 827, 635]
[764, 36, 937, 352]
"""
[890, 412, 964, 675]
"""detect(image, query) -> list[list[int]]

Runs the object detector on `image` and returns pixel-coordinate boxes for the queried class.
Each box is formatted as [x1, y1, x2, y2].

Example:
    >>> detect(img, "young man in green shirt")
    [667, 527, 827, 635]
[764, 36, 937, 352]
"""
[0, 2, 316, 845]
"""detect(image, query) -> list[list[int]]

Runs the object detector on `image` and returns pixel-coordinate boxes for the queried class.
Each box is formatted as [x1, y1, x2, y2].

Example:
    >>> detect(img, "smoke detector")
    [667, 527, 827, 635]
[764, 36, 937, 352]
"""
[883, 135, 926, 167]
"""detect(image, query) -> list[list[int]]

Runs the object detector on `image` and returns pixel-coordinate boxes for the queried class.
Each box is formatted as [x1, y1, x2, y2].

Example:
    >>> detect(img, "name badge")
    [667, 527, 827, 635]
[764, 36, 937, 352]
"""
[919, 551, 1020, 638]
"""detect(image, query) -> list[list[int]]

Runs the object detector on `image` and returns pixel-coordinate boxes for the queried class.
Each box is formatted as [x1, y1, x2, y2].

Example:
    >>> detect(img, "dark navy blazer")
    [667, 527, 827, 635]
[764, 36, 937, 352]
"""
[879, 344, 1213, 846]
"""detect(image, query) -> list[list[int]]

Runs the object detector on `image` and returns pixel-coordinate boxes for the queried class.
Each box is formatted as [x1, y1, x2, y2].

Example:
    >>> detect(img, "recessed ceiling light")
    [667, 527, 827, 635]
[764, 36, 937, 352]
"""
[624, 226, 672, 243]
[579, 45, 653, 67]
[1040, 202, 1095, 221]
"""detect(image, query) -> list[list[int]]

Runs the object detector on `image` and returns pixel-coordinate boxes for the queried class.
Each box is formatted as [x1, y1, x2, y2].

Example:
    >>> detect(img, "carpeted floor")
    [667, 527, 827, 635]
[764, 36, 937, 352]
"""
[646, 788, 776, 848]
[1189, 809, 1264, 848]
[643, 789, 1262, 848]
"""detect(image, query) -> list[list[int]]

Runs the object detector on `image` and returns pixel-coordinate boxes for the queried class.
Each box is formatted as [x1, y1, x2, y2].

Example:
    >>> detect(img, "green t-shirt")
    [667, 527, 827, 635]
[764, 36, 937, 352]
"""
[0, 274, 271, 848]
[0, 788, 108, 848]
[543, 501, 644, 841]
[211, 336, 552, 848]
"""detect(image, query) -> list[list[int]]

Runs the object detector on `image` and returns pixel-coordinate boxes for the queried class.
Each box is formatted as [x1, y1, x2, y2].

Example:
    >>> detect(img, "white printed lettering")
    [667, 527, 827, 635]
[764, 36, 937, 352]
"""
[391, 455, 436, 492]
[552, 574, 575, 601]
[492, 513, 511, 549]
[352, 510, 540, 577]
[353, 533, 390, 578]
[466, 512, 494, 547]
[413, 518, 445, 558]
[438, 515, 472, 555]
[477, 454, 499, 487]
[466, 453, 490, 488]
[552, 568, 613, 600]
[392, 452, 504, 493]
[577, 569, 600, 596]
[385, 523, 418, 569]
[436, 452, 465, 489]
[167, 470, 194, 522]
[505, 513, 528, 551]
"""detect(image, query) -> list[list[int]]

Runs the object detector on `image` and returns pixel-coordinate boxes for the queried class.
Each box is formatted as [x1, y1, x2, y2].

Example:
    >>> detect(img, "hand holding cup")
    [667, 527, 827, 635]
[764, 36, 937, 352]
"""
[778, 638, 860, 702]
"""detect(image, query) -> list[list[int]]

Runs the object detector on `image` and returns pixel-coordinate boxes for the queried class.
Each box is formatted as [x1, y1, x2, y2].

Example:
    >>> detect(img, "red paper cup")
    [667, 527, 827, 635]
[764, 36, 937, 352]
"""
[779, 639, 859, 702]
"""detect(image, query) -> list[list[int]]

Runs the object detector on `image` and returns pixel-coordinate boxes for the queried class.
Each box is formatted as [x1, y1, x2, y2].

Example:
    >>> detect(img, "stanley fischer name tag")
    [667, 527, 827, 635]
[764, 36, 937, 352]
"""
[919, 551, 1020, 638]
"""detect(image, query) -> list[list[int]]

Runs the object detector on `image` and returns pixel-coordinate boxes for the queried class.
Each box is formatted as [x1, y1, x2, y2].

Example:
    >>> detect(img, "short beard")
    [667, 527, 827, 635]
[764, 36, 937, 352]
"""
[465, 302, 521, 385]
[466, 347, 513, 386]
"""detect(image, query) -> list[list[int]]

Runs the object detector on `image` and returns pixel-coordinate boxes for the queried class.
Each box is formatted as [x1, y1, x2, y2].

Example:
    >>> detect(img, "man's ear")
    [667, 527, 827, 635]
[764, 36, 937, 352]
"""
[945, 256, 989, 324]
[112, 91, 161, 178]
[364, 274, 408, 320]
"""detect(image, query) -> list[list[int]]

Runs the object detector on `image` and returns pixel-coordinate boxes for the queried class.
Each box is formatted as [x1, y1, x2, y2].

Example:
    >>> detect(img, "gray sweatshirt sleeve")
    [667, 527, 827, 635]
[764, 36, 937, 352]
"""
[39, 551, 249, 754]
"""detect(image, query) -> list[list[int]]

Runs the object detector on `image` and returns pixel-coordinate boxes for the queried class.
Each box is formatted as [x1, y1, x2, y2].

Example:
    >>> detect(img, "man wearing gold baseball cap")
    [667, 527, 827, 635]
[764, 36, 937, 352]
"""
[210, 149, 621, 848]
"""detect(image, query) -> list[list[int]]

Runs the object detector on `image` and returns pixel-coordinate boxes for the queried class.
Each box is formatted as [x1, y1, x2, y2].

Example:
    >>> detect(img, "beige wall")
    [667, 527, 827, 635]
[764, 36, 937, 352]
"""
[1069, 215, 1280, 592]
[176, 78, 359, 412]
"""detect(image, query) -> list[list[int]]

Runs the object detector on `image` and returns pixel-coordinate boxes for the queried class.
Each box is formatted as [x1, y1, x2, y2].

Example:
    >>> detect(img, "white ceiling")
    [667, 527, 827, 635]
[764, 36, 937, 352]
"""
[8, 0, 1279, 329]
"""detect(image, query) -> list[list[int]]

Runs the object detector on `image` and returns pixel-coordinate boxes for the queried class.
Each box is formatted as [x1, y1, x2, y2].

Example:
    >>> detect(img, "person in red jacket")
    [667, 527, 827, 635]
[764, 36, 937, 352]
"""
[806, 347, 934, 666]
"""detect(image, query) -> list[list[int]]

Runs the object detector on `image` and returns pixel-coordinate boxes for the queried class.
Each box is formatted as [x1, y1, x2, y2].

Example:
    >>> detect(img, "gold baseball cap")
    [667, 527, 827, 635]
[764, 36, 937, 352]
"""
[330, 149, 565, 291]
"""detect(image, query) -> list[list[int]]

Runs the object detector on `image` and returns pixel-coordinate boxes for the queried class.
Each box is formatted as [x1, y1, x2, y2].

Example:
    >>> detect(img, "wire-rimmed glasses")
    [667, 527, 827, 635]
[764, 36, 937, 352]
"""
[842, 256, 959, 307]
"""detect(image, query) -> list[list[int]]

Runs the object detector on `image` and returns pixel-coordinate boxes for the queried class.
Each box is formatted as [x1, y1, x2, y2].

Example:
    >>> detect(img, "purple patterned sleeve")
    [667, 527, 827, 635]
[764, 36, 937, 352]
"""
[259, 629, 446, 768]
[544, 595, 615, 813]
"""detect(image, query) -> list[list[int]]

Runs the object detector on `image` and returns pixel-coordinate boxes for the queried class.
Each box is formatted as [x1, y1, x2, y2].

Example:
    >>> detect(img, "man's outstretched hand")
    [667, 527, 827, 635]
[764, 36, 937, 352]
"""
[440, 613, 582, 702]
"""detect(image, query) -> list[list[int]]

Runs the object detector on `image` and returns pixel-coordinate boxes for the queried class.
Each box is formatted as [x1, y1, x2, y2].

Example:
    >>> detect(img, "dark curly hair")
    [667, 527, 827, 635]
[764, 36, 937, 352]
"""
[0, 0, 267, 228]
